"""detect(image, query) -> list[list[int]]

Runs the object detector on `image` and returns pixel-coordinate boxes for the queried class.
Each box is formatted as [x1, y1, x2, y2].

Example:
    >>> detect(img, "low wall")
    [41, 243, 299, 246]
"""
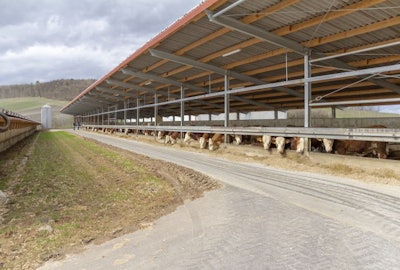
[0, 126, 37, 153]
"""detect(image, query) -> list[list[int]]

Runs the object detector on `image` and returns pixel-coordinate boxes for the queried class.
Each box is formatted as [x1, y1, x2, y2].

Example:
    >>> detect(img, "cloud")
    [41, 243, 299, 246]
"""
[0, 0, 202, 85]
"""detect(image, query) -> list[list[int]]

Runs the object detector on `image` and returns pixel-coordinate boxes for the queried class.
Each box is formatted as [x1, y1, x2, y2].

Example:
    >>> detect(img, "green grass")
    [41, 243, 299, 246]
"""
[0, 97, 67, 112]
[0, 131, 179, 269]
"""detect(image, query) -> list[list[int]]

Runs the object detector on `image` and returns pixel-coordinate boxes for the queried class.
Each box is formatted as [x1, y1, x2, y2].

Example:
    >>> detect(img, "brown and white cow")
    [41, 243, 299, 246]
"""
[199, 133, 210, 149]
[208, 133, 224, 151]
[184, 132, 200, 145]
[333, 139, 388, 159]
[165, 131, 180, 145]
[262, 135, 273, 150]
[290, 137, 305, 153]
[157, 131, 166, 140]
[273, 136, 291, 155]
[328, 125, 388, 158]
[231, 134, 242, 145]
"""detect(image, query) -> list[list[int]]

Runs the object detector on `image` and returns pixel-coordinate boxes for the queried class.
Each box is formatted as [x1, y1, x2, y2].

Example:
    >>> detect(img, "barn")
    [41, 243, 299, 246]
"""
[60, 0, 400, 155]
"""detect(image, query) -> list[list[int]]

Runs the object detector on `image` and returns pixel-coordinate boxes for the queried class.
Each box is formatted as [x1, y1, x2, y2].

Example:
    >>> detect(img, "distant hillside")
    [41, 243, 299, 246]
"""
[0, 97, 72, 129]
[0, 79, 95, 101]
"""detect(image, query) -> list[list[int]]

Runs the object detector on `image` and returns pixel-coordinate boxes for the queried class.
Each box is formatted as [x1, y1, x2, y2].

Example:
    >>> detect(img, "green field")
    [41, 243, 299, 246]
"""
[0, 97, 73, 128]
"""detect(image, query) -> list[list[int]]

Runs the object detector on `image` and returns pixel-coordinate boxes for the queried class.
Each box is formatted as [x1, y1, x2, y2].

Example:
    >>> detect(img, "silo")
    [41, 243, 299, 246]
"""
[41, 104, 52, 129]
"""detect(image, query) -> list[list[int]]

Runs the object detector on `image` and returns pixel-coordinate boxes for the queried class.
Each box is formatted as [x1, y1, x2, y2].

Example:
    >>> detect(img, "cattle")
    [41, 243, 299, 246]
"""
[199, 133, 210, 149]
[157, 131, 166, 140]
[262, 135, 272, 150]
[261, 135, 290, 154]
[273, 136, 291, 155]
[290, 137, 305, 153]
[165, 131, 180, 145]
[333, 139, 388, 159]
[321, 138, 334, 153]
[231, 134, 242, 145]
[288, 137, 334, 153]
[208, 133, 224, 151]
[327, 125, 387, 158]
[183, 132, 200, 145]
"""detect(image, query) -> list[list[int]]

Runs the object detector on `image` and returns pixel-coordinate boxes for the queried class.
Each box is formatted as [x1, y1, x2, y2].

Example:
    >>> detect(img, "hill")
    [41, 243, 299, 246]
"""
[0, 79, 95, 128]
[0, 97, 72, 128]
[0, 79, 95, 101]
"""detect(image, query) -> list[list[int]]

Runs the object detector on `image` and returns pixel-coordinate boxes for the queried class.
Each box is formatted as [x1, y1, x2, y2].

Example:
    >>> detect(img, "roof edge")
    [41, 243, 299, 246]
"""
[61, 0, 222, 113]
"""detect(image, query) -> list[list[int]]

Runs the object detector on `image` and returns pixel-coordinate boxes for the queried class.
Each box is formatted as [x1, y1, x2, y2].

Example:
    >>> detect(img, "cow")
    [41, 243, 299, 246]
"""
[333, 139, 388, 159]
[262, 135, 273, 150]
[157, 130, 166, 140]
[328, 125, 388, 158]
[290, 137, 305, 153]
[231, 134, 242, 145]
[261, 135, 290, 154]
[289, 137, 335, 153]
[183, 132, 200, 145]
[199, 133, 210, 149]
[165, 131, 180, 145]
[208, 133, 224, 151]
[273, 136, 291, 155]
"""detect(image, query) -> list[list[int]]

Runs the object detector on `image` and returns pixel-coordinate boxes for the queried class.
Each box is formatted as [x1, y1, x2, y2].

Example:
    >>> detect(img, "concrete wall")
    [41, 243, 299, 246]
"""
[0, 126, 37, 153]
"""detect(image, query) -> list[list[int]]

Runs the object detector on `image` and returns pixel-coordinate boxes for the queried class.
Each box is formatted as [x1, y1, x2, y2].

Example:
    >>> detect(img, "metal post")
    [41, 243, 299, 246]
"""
[124, 101, 127, 125]
[274, 110, 278, 120]
[154, 93, 158, 136]
[180, 84, 184, 140]
[101, 107, 104, 126]
[304, 51, 311, 128]
[304, 51, 311, 155]
[224, 71, 230, 143]
[136, 95, 139, 135]
[331, 107, 336, 118]
[285, 52, 288, 81]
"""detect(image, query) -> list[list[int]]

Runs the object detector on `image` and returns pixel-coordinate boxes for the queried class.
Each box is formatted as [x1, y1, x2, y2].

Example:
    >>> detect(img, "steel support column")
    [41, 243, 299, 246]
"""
[224, 71, 230, 143]
[136, 96, 139, 133]
[124, 101, 127, 125]
[180, 85, 184, 140]
[304, 52, 311, 128]
[154, 93, 158, 126]
[304, 51, 311, 155]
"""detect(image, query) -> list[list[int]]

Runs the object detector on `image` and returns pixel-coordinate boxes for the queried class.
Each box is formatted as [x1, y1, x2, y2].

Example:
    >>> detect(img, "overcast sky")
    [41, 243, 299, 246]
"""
[0, 0, 202, 86]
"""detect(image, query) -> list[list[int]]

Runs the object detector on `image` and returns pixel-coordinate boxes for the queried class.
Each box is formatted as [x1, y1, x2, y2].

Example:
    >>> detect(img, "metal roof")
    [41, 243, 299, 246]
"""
[61, 0, 400, 118]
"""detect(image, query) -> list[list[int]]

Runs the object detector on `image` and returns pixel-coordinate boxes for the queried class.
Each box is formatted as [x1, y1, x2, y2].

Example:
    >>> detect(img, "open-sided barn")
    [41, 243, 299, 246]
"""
[61, 0, 400, 144]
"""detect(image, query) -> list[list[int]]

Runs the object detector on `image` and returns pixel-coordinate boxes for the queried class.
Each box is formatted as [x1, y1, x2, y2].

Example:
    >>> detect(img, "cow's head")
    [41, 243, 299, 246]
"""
[370, 142, 388, 159]
[199, 137, 207, 149]
[184, 132, 192, 143]
[164, 135, 171, 144]
[157, 131, 165, 140]
[275, 136, 289, 154]
[322, 138, 334, 153]
[234, 135, 242, 145]
[208, 138, 216, 151]
[262, 135, 272, 150]
[295, 137, 305, 153]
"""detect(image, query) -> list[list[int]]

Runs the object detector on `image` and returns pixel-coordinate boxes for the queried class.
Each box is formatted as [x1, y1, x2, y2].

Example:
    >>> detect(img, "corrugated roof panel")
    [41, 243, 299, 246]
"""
[61, 0, 400, 116]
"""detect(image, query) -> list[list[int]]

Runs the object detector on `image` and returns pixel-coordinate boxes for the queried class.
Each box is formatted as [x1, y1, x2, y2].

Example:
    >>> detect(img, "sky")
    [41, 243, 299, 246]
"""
[0, 0, 202, 86]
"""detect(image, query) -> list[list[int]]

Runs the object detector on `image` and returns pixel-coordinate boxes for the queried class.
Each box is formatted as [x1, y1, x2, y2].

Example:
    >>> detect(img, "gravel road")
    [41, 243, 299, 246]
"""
[40, 131, 400, 270]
